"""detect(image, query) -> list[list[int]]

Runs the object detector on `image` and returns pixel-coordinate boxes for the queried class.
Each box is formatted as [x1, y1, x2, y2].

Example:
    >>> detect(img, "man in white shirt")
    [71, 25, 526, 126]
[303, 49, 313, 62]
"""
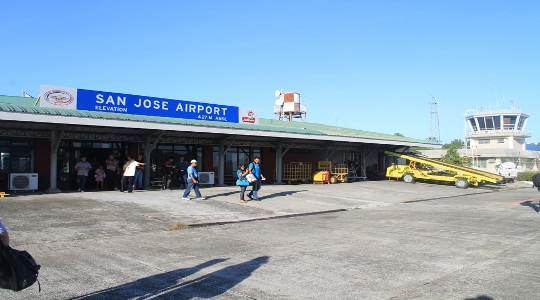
[121, 154, 145, 193]
[0, 219, 9, 247]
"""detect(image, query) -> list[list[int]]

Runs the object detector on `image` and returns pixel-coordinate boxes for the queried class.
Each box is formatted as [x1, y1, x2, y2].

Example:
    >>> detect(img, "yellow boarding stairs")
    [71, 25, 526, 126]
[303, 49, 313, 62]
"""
[385, 151, 504, 188]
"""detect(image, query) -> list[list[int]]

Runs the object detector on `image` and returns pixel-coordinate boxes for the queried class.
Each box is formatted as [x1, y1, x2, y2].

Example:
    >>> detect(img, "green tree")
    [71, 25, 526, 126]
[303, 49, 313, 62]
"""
[394, 133, 404, 137]
[441, 140, 472, 166]
[442, 139, 465, 149]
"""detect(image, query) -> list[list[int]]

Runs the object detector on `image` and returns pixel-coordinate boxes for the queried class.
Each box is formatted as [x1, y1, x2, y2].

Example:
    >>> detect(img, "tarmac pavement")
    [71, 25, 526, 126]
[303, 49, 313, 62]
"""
[0, 181, 539, 299]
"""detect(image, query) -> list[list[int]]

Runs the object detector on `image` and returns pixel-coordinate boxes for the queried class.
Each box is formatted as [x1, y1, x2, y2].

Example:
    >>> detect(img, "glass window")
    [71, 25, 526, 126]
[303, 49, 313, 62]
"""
[478, 158, 487, 168]
[478, 139, 490, 144]
[498, 138, 505, 143]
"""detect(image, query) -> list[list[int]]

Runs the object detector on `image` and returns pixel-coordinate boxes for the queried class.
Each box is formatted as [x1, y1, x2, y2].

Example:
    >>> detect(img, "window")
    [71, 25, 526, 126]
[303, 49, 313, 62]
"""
[478, 158, 487, 168]
[212, 146, 261, 184]
[497, 138, 505, 143]
[478, 139, 490, 144]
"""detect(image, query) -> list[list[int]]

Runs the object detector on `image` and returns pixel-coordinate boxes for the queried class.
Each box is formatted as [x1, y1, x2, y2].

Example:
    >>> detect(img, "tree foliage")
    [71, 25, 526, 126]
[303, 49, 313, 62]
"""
[442, 139, 465, 149]
[441, 139, 471, 166]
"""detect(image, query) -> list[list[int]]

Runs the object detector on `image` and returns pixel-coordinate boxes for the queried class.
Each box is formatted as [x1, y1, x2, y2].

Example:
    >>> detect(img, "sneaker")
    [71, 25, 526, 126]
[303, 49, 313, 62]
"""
[80, 190, 84, 193]
[195, 197, 206, 200]
[182, 197, 190, 200]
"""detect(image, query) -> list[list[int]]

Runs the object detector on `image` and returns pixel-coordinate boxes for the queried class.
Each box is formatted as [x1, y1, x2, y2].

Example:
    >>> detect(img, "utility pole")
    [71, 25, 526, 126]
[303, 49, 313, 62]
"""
[428, 96, 441, 143]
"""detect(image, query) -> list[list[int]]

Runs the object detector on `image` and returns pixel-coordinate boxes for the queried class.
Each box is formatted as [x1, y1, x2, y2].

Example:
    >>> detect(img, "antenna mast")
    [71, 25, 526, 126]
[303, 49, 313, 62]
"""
[428, 96, 441, 143]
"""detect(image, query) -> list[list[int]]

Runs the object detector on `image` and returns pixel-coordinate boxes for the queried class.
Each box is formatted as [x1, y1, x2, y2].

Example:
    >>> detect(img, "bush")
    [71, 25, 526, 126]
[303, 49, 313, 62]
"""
[517, 171, 539, 181]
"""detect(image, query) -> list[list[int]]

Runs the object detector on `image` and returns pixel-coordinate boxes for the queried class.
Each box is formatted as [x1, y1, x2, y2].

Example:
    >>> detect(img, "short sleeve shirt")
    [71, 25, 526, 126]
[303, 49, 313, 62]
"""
[249, 162, 261, 178]
[187, 166, 198, 182]
[75, 161, 92, 176]
[123, 160, 139, 176]
[106, 159, 118, 171]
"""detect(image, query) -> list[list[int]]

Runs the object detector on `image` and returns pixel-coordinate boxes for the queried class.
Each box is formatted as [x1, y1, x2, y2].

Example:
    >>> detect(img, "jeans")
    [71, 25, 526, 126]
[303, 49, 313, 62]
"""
[248, 178, 261, 199]
[183, 181, 202, 198]
[134, 169, 144, 189]
[121, 176, 134, 192]
[77, 175, 88, 190]
[240, 186, 247, 200]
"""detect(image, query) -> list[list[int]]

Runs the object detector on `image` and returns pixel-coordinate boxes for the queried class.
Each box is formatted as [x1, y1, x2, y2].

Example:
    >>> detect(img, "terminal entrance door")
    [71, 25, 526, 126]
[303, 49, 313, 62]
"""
[57, 141, 128, 190]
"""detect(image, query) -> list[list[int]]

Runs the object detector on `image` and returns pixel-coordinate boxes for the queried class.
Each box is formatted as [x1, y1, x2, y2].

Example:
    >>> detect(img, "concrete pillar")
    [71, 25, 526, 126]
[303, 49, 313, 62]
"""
[275, 146, 282, 184]
[275, 143, 290, 184]
[218, 141, 225, 186]
[143, 131, 164, 189]
[47, 129, 63, 192]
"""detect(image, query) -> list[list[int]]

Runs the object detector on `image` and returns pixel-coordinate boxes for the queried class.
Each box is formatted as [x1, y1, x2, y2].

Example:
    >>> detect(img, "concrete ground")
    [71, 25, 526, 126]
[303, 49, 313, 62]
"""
[0, 181, 539, 299]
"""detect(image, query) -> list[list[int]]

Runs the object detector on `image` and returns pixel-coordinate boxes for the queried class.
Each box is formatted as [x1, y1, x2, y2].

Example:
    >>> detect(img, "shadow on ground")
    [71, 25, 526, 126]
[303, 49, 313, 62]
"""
[260, 190, 307, 201]
[72, 256, 269, 299]
[464, 295, 494, 300]
[520, 200, 539, 213]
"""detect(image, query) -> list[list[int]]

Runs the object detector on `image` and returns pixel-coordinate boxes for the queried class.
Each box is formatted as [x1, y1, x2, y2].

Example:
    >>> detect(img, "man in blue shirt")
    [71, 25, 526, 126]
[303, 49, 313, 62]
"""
[247, 156, 266, 200]
[182, 160, 205, 200]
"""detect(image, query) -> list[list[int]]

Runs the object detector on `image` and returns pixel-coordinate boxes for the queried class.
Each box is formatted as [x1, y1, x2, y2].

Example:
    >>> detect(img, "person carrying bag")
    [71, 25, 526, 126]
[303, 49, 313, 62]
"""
[0, 220, 41, 292]
[236, 164, 250, 203]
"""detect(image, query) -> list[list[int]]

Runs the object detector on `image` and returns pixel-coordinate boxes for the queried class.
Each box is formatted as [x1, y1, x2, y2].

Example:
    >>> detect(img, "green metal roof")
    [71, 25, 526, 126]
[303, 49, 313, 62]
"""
[0, 95, 439, 145]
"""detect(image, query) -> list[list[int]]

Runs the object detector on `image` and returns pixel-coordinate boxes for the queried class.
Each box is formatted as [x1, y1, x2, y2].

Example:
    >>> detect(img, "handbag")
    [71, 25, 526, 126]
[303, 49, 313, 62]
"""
[246, 174, 257, 183]
[236, 179, 249, 187]
[0, 242, 41, 292]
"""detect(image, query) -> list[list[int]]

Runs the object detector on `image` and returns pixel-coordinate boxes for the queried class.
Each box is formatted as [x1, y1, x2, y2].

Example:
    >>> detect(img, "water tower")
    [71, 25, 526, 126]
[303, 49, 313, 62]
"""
[274, 90, 307, 121]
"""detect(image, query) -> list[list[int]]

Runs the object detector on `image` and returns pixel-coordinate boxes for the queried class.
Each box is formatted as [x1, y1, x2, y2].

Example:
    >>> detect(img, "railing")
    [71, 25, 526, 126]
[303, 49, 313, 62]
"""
[467, 129, 531, 137]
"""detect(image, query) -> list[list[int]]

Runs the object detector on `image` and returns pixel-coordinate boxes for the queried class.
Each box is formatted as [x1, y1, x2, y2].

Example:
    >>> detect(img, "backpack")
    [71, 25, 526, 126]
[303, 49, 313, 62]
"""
[533, 173, 540, 187]
[0, 242, 41, 292]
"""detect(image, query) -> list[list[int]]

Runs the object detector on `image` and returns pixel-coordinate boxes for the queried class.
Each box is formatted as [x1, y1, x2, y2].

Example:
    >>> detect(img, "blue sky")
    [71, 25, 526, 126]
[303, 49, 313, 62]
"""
[1, 1, 538, 143]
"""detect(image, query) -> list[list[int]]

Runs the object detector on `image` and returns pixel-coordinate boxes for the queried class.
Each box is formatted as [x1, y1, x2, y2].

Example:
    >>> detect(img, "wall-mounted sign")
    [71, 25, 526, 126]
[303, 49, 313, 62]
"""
[40, 85, 258, 124]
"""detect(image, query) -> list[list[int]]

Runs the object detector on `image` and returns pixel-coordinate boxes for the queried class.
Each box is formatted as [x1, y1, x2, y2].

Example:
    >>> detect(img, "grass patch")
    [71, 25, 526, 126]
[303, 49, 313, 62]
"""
[168, 223, 191, 231]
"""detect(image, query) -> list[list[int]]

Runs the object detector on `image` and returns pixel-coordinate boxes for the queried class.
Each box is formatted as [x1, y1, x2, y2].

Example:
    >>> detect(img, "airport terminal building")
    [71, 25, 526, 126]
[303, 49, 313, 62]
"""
[0, 86, 439, 192]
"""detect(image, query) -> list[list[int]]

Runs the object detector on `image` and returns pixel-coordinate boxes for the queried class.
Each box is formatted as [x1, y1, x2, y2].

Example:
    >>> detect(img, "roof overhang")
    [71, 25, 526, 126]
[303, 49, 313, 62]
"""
[0, 111, 441, 149]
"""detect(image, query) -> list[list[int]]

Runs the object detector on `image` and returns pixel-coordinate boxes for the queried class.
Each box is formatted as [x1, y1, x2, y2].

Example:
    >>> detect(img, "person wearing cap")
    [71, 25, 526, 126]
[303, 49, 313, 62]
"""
[182, 159, 205, 200]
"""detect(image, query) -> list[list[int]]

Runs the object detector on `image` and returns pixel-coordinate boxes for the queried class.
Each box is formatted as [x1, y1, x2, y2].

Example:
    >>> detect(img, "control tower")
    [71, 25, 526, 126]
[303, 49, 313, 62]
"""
[465, 109, 530, 150]
[464, 106, 538, 173]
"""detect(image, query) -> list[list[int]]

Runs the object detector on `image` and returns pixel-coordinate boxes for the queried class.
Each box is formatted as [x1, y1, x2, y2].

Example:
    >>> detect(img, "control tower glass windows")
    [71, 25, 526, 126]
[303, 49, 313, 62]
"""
[485, 116, 495, 130]
[478, 139, 490, 144]
[468, 119, 478, 131]
[517, 117, 525, 130]
[493, 116, 501, 130]
[503, 116, 516, 130]
[478, 118, 486, 130]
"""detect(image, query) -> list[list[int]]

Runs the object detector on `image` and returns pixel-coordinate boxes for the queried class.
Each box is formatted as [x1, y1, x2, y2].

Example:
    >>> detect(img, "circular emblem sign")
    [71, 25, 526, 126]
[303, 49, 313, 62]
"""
[44, 90, 75, 106]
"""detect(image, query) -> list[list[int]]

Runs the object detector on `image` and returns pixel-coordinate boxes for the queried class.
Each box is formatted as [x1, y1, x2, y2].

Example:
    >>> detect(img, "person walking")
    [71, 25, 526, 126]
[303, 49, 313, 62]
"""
[121, 154, 145, 193]
[105, 154, 120, 190]
[175, 155, 189, 189]
[134, 154, 145, 190]
[182, 160, 205, 200]
[236, 164, 250, 203]
[74, 156, 92, 192]
[247, 156, 265, 200]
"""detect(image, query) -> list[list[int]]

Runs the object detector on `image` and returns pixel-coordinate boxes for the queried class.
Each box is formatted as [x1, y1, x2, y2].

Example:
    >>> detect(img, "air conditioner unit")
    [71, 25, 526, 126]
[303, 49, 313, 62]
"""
[9, 173, 38, 191]
[198, 172, 215, 185]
